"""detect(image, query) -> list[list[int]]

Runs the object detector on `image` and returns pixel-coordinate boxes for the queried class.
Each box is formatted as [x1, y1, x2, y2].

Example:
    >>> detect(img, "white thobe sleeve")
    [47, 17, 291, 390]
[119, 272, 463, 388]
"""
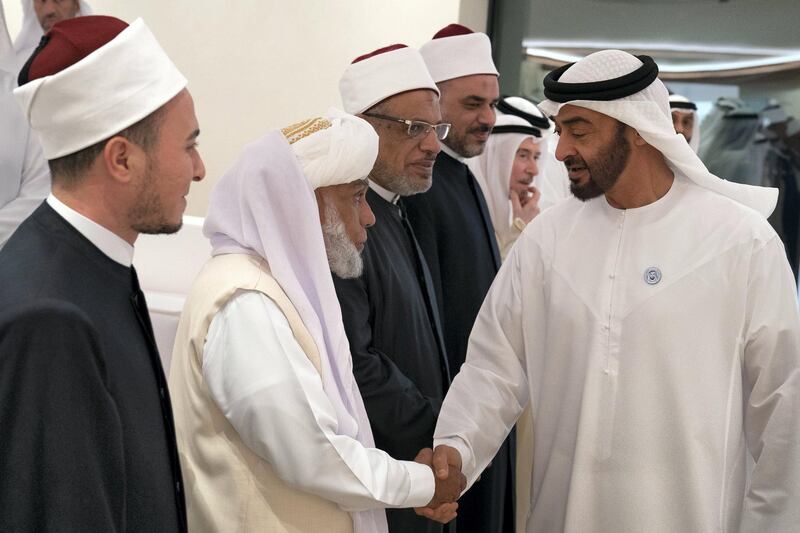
[202, 290, 435, 512]
[739, 236, 800, 532]
[0, 130, 50, 247]
[434, 235, 536, 487]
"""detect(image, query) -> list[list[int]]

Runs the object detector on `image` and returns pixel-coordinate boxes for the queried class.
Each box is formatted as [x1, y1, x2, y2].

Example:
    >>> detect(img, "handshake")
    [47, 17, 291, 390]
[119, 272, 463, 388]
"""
[413, 445, 467, 524]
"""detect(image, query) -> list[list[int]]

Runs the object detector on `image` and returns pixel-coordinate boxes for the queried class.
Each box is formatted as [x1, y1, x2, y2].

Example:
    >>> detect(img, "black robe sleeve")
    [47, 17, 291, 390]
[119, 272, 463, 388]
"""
[0, 300, 126, 532]
[333, 274, 442, 461]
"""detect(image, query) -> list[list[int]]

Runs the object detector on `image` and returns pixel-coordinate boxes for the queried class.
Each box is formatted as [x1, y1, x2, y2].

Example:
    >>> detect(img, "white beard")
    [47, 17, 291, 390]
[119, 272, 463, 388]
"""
[321, 201, 363, 279]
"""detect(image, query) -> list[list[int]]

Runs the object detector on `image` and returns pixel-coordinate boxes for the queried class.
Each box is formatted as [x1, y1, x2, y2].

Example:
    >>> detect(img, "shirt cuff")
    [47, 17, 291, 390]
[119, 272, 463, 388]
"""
[433, 437, 474, 480]
[398, 460, 435, 508]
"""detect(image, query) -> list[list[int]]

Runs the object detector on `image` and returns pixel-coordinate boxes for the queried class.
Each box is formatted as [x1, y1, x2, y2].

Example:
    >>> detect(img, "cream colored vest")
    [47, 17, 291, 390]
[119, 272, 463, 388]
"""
[168, 253, 353, 533]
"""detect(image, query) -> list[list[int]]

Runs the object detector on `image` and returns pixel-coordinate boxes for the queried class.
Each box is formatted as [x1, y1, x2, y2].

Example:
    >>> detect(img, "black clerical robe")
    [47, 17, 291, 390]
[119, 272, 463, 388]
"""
[0, 203, 186, 532]
[333, 188, 449, 533]
[403, 151, 514, 533]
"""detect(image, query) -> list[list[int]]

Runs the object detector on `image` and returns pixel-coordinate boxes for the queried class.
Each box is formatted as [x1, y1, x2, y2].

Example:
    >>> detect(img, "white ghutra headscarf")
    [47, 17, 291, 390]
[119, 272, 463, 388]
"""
[540, 50, 777, 217]
[669, 93, 701, 153]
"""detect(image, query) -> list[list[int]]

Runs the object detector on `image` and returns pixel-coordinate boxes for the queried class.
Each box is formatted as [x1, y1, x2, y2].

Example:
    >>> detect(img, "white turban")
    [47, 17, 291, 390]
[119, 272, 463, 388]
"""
[419, 24, 498, 83]
[283, 108, 379, 189]
[339, 45, 438, 115]
[540, 50, 777, 217]
[14, 18, 186, 159]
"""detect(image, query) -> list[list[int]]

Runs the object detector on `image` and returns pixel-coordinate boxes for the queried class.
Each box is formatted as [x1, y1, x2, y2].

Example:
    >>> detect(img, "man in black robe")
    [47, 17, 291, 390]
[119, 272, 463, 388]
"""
[335, 44, 453, 532]
[0, 16, 205, 532]
[403, 24, 515, 533]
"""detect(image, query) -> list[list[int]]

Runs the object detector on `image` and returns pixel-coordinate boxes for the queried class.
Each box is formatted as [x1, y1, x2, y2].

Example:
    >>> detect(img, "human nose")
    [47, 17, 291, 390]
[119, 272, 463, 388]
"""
[193, 151, 206, 182]
[361, 197, 376, 228]
[41, 0, 57, 14]
[420, 127, 442, 154]
[528, 158, 539, 177]
[478, 104, 496, 127]
[554, 136, 574, 162]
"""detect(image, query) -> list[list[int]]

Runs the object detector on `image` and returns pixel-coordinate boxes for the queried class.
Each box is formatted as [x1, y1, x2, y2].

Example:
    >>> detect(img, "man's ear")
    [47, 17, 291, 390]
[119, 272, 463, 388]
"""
[102, 136, 147, 184]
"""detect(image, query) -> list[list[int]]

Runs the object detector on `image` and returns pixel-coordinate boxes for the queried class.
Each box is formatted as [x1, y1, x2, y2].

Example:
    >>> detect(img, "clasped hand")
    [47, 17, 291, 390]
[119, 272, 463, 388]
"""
[412, 445, 466, 524]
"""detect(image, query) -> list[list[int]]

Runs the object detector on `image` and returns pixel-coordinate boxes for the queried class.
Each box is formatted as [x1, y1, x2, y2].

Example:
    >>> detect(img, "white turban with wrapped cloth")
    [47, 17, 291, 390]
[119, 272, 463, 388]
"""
[539, 50, 777, 217]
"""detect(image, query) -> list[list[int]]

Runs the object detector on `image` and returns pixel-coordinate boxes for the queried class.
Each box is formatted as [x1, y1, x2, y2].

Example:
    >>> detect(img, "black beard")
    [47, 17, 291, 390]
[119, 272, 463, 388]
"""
[568, 123, 630, 202]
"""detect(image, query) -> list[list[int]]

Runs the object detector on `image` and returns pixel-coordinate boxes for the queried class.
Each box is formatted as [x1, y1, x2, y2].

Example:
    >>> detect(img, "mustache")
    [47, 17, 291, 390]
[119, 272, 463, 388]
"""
[564, 156, 587, 168]
[468, 125, 492, 134]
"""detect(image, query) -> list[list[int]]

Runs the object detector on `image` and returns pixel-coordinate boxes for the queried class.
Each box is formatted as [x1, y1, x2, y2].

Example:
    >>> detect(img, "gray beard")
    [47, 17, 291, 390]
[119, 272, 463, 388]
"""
[370, 160, 431, 197]
[321, 202, 363, 279]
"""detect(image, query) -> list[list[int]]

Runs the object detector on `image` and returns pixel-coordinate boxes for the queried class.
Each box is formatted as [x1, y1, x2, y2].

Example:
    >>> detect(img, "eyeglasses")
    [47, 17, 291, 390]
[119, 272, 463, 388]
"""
[363, 112, 451, 141]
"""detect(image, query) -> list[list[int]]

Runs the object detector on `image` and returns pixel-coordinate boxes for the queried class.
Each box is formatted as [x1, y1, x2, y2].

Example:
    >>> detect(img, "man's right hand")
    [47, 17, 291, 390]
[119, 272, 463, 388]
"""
[511, 185, 541, 225]
[413, 446, 466, 523]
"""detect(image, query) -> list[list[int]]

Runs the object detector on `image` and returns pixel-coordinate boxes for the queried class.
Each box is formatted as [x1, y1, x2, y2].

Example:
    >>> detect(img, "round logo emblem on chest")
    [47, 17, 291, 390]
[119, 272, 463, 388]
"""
[644, 267, 662, 285]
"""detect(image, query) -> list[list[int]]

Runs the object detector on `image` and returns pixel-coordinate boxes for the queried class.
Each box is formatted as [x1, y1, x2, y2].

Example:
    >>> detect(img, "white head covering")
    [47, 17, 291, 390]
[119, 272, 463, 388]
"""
[339, 44, 438, 114]
[669, 93, 700, 152]
[13, 0, 92, 69]
[787, 117, 800, 139]
[14, 18, 186, 159]
[700, 107, 764, 187]
[501, 96, 572, 212]
[283, 109, 379, 187]
[419, 24, 498, 83]
[202, 109, 386, 533]
[540, 50, 777, 217]
[468, 111, 539, 252]
[698, 97, 742, 157]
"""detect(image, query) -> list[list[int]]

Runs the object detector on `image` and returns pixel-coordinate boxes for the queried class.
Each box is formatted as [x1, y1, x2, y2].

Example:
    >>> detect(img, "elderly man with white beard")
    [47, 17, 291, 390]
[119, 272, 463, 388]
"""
[168, 109, 464, 533]
[425, 50, 800, 533]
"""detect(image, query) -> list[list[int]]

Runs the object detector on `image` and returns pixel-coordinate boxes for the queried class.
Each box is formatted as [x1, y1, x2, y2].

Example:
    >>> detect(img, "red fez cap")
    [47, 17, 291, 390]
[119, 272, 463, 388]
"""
[432, 23, 474, 39]
[352, 43, 408, 64]
[22, 16, 128, 84]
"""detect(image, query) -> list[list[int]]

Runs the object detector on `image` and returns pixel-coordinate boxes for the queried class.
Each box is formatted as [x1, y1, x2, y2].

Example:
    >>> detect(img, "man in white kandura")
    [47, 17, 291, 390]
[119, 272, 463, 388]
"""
[468, 96, 550, 259]
[426, 50, 800, 533]
[669, 92, 700, 152]
[168, 109, 463, 533]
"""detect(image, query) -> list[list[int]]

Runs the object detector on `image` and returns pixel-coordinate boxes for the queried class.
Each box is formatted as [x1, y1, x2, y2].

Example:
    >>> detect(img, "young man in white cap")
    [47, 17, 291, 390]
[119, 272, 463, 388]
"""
[336, 43, 454, 533]
[403, 23, 515, 533]
[12, 0, 90, 69]
[0, 15, 204, 532]
[669, 92, 700, 152]
[0, 0, 49, 247]
[168, 110, 464, 533]
[427, 50, 800, 532]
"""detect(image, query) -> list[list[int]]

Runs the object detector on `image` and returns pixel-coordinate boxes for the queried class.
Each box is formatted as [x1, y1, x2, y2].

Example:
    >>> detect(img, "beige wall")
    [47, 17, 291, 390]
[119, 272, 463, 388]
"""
[4, 1, 495, 215]
[16, 0, 465, 215]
